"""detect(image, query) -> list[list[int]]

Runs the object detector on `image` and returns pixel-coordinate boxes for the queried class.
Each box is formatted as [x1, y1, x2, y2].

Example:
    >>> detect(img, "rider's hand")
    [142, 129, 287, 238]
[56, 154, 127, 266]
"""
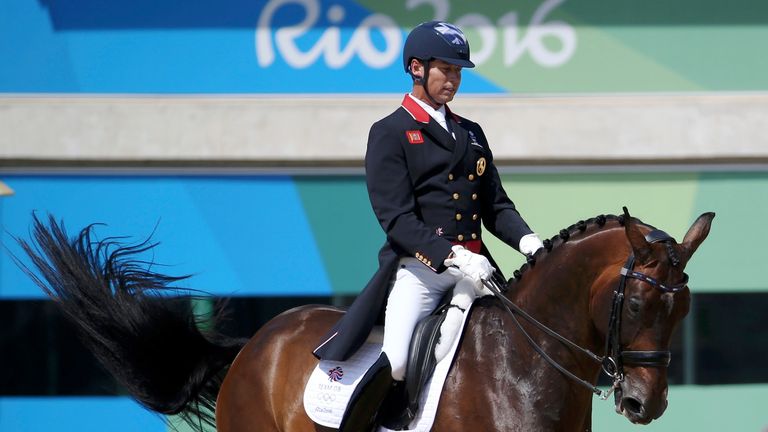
[444, 245, 495, 282]
[519, 233, 544, 256]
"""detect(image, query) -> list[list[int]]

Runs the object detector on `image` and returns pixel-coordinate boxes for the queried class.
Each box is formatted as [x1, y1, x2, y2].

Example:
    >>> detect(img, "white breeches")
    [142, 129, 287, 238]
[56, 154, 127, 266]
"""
[381, 257, 472, 381]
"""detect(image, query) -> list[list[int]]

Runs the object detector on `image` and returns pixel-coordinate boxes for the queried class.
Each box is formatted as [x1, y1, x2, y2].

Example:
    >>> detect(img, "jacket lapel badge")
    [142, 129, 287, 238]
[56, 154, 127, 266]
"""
[477, 157, 487, 176]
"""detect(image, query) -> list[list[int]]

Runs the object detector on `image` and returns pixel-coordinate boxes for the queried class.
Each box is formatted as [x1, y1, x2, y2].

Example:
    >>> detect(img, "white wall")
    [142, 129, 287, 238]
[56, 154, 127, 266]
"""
[1, 94, 767, 163]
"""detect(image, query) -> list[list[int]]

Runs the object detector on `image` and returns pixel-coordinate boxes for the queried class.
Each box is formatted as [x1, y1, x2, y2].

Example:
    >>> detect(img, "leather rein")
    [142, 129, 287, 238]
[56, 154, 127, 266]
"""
[483, 234, 688, 401]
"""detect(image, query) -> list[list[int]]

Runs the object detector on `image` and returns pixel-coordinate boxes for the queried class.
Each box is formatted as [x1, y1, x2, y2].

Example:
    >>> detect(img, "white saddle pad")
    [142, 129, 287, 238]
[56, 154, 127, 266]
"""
[303, 303, 474, 431]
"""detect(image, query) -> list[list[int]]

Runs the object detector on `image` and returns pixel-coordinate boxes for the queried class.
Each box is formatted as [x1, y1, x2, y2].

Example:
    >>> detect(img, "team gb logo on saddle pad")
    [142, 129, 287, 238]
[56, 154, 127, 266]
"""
[304, 306, 477, 430]
[327, 366, 344, 382]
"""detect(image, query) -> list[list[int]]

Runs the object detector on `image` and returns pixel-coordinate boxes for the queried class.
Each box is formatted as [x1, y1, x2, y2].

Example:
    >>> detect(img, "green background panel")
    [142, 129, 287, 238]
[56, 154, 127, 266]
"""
[292, 170, 766, 294]
[486, 173, 700, 278]
[592, 384, 768, 430]
[489, 171, 768, 292]
[295, 177, 384, 295]
[689, 172, 768, 292]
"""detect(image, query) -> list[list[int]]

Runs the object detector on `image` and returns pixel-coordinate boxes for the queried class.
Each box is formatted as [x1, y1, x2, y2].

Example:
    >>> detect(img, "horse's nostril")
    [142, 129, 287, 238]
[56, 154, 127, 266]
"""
[622, 397, 646, 418]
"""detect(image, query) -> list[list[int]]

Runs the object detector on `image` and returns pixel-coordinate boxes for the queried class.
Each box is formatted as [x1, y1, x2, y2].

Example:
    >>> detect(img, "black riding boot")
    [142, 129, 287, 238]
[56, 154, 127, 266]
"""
[379, 380, 414, 430]
[338, 352, 393, 432]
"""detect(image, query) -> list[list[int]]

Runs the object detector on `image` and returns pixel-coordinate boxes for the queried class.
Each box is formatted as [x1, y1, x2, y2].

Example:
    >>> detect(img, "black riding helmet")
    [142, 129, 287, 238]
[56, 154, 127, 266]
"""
[403, 21, 474, 106]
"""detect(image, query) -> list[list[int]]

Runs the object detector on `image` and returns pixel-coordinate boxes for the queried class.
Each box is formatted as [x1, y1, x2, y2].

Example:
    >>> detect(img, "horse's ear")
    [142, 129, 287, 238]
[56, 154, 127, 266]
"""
[623, 207, 652, 264]
[680, 212, 715, 262]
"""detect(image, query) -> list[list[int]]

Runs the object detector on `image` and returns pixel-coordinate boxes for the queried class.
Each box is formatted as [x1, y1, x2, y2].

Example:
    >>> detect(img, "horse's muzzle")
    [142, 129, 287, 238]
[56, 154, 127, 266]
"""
[616, 385, 668, 424]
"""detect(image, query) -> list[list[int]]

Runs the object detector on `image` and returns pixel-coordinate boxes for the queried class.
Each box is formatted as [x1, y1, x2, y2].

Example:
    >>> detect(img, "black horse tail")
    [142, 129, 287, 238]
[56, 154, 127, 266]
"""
[16, 215, 247, 431]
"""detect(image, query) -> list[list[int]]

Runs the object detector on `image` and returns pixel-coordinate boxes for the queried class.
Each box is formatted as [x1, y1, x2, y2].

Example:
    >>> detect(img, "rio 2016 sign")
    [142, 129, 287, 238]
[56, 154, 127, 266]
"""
[2, 0, 765, 93]
[256, 0, 576, 70]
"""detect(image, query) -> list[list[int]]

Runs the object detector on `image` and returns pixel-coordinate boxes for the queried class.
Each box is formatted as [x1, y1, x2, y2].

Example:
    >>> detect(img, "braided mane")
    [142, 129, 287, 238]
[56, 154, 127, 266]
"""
[507, 213, 627, 285]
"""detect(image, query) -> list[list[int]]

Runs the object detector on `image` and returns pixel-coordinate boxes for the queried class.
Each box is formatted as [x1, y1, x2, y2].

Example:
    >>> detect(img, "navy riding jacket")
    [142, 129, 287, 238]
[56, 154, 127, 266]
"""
[313, 95, 533, 361]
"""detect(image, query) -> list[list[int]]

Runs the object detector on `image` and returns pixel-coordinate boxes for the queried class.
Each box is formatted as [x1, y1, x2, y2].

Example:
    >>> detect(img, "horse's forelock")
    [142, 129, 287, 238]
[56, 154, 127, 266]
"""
[664, 241, 681, 267]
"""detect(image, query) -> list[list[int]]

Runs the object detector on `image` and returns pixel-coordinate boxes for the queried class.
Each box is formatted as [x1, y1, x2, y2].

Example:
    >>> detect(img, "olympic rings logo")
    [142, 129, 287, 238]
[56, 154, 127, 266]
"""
[316, 392, 337, 402]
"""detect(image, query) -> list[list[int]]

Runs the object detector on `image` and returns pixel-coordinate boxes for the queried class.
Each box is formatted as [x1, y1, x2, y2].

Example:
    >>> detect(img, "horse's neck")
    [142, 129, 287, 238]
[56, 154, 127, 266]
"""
[507, 227, 625, 361]
[452, 225, 627, 428]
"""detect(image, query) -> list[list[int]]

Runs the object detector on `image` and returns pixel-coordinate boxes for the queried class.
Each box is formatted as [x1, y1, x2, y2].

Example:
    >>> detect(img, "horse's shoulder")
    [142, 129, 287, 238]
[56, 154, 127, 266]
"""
[463, 296, 516, 339]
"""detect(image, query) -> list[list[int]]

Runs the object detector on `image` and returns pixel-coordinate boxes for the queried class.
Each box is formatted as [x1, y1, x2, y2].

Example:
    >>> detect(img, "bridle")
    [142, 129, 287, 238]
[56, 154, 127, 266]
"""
[483, 230, 689, 402]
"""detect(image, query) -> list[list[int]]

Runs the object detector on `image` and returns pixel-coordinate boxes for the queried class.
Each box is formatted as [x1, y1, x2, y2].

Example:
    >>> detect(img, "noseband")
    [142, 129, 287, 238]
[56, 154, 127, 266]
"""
[485, 230, 689, 401]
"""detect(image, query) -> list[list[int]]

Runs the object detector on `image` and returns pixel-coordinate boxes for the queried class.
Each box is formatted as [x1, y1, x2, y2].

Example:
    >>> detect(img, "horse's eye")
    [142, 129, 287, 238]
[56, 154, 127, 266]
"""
[628, 297, 642, 313]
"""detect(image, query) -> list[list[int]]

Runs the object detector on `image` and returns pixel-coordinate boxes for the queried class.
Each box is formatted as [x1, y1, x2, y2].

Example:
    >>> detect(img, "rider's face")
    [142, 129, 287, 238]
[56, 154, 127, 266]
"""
[412, 59, 462, 107]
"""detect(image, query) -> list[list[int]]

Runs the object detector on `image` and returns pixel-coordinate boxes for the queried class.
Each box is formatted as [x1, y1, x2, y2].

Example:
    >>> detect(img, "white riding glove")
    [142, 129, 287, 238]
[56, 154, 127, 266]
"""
[444, 245, 495, 283]
[519, 233, 544, 256]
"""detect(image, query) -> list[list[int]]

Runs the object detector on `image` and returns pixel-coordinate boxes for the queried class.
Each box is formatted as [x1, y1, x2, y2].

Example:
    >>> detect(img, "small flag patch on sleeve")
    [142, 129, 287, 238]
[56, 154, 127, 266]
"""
[406, 130, 424, 144]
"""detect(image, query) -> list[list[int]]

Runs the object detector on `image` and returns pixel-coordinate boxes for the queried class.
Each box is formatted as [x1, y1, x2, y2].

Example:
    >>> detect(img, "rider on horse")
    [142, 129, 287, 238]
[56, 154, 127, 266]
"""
[313, 21, 544, 431]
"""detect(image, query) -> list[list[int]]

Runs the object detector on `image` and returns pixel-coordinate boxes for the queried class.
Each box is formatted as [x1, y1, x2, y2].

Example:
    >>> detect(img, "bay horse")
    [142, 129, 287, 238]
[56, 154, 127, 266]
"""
[18, 208, 713, 431]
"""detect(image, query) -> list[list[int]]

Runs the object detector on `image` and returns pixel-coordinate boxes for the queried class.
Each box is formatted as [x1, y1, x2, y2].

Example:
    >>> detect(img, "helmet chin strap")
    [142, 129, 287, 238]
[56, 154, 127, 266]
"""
[413, 59, 442, 108]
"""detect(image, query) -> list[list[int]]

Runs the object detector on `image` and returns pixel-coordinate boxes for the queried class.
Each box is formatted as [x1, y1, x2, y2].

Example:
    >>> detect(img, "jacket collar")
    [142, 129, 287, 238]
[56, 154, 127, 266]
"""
[401, 94, 469, 162]
[401, 94, 431, 123]
[401, 93, 463, 124]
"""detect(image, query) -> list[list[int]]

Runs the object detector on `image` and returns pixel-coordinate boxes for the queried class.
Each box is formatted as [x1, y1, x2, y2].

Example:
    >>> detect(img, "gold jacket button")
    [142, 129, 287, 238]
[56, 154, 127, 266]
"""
[468, 174, 475, 181]
[472, 193, 478, 200]
[456, 213, 462, 221]
[452, 193, 460, 200]
[472, 214, 478, 220]
[471, 233, 477, 240]
[457, 234, 464, 241]
[448, 173, 454, 181]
